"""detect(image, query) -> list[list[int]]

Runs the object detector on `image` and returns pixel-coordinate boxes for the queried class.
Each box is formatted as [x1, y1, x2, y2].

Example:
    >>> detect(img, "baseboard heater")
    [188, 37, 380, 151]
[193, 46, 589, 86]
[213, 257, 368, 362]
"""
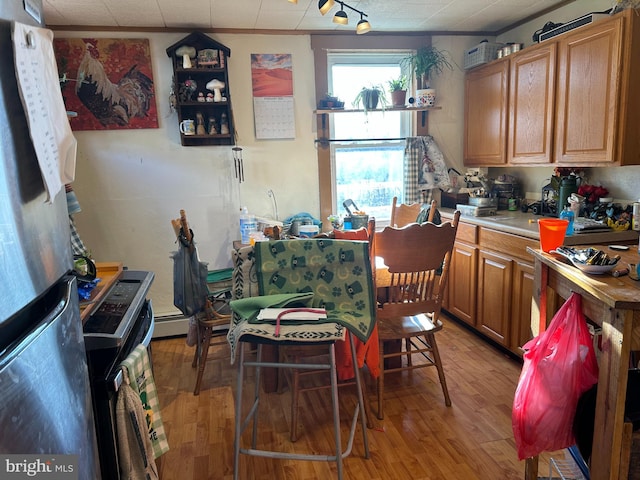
[539, 12, 611, 42]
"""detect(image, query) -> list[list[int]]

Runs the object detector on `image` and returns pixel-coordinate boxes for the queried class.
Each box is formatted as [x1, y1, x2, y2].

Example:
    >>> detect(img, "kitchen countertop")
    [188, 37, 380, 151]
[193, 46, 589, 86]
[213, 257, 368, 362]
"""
[440, 208, 639, 246]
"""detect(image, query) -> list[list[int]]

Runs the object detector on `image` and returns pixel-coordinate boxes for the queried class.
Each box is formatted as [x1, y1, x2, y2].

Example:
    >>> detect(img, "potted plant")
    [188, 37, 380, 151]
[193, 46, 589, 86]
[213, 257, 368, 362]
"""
[352, 85, 388, 112]
[403, 46, 453, 107]
[318, 92, 344, 109]
[387, 76, 407, 107]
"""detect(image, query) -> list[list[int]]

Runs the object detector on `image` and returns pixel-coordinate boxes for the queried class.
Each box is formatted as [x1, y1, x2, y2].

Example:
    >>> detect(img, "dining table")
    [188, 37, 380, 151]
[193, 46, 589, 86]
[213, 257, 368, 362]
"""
[525, 245, 640, 480]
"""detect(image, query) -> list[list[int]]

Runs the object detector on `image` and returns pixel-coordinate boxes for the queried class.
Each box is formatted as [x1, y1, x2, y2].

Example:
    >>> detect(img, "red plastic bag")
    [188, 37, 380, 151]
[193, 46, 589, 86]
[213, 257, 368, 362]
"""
[512, 292, 599, 460]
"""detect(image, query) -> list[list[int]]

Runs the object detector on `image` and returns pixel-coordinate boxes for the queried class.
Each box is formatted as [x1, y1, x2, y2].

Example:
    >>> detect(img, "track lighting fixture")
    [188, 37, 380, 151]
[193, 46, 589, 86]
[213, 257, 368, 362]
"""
[300, 0, 370, 33]
[287, 0, 297, 4]
[318, 0, 335, 15]
[356, 14, 371, 34]
[333, 2, 348, 25]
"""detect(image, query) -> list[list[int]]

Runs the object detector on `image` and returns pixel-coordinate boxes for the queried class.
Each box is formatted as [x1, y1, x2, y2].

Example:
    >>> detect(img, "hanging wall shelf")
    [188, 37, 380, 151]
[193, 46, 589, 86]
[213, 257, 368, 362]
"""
[166, 32, 235, 147]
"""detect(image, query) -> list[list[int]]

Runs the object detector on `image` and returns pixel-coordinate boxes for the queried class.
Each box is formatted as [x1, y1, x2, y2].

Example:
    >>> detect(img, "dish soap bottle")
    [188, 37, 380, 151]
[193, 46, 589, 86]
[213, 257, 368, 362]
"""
[560, 204, 574, 236]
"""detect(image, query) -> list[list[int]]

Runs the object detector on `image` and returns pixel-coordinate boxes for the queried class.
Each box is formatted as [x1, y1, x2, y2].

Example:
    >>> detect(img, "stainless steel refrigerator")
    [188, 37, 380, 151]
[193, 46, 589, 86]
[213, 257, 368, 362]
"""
[0, 0, 101, 478]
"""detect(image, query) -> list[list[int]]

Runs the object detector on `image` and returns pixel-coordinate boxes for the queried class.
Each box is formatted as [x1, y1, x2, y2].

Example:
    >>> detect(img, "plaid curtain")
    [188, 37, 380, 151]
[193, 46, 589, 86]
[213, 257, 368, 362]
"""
[404, 136, 433, 205]
[404, 135, 452, 205]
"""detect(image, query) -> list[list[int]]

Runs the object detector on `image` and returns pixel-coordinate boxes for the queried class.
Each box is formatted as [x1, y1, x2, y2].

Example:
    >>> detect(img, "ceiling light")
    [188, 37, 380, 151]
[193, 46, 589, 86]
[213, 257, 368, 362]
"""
[356, 16, 371, 34]
[289, 0, 370, 33]
[318, 0, 335, 15]
[333, 4, 348, 25]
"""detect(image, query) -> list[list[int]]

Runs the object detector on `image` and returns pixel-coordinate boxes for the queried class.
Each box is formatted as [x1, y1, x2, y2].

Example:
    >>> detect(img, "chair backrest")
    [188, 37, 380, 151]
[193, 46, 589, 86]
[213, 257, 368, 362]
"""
[375, 210, 460, 320]
[390, 196, 422, 227]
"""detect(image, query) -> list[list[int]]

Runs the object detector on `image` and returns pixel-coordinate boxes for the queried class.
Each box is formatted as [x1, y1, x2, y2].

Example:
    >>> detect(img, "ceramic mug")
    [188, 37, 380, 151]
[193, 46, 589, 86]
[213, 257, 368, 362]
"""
[179, 119, 195, 135]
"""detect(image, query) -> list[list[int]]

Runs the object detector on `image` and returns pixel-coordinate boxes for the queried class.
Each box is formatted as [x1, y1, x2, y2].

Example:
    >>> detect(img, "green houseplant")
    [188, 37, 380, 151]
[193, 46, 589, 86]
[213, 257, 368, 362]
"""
[352, 85, 388, 112]
[387, 75, 408, 107]
[403, 46, 453, 90]
[403, 46, 453, 107]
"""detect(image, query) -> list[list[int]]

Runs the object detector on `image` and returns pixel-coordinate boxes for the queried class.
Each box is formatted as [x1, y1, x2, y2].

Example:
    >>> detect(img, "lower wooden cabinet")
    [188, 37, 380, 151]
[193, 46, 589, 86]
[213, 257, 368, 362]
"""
[477, 249, 513, 346]
[445, 220, 537, 357]
[448, 241, 478, 326]
[511, 260, 535, 355]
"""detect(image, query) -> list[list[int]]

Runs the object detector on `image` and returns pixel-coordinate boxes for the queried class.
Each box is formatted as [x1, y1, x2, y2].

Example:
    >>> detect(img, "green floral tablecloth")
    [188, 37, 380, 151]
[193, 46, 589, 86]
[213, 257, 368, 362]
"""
[254, 239, 375, 341]
[227, 239, 375, 360]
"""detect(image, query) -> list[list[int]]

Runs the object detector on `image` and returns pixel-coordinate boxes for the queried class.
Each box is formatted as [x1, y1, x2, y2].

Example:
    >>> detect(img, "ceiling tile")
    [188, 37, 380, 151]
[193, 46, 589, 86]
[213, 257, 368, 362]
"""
[42, 0, 573, 33]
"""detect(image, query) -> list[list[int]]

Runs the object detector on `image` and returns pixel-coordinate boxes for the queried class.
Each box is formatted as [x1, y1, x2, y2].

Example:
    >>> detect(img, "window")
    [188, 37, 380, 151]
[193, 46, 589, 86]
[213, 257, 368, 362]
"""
[328, 52, 412, 223]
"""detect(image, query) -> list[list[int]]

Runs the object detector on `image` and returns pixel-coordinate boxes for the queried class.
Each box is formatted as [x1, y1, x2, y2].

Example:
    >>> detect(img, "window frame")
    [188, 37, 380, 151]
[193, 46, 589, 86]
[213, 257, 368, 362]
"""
[327, 52, 412, 223]
[311, 34, 432, 230]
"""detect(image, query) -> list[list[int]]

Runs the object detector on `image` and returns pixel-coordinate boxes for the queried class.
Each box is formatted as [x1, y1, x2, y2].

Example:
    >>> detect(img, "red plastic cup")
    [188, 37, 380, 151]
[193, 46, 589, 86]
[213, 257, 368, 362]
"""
[538, 218, 569, 253]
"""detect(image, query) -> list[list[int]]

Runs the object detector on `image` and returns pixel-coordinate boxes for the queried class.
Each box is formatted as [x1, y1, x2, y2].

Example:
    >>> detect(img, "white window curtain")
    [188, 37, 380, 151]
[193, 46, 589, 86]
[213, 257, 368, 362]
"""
[403, 135, 451, 204]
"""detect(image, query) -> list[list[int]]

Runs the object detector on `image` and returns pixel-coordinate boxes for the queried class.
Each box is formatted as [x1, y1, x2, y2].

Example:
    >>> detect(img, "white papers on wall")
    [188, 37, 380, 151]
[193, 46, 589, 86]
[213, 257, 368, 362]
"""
[253, 97, 295, 140]
[12, 21, 77, 202]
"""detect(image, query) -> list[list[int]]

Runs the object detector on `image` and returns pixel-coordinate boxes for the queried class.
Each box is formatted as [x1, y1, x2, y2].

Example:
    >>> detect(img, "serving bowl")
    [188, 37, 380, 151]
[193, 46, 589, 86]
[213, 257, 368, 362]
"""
[552, 247, 618, 275]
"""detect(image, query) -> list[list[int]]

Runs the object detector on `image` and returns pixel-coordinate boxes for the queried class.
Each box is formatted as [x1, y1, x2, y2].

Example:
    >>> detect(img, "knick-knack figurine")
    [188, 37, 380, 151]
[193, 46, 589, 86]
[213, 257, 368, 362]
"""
[220, 112, 229, 135]
[197, 92, 205, 102]
[196, 112, 206, 135]
[208, 116, 218, 135]
[206, 79, 225, 102]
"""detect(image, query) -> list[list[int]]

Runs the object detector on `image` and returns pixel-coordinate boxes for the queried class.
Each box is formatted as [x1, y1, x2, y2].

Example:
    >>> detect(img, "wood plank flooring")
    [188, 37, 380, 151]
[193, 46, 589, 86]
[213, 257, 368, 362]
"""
[151, 315, 559, 479]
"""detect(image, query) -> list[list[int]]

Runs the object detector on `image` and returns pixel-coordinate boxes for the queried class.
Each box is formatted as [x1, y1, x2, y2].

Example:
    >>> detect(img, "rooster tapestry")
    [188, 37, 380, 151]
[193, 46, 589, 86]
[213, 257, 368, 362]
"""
[54, 38, 158, 130]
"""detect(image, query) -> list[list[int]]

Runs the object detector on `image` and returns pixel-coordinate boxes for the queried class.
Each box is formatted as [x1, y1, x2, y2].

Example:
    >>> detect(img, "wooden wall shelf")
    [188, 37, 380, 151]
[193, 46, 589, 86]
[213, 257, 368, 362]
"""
[166, 32, 235, 147]
[314, 106, 442, 114]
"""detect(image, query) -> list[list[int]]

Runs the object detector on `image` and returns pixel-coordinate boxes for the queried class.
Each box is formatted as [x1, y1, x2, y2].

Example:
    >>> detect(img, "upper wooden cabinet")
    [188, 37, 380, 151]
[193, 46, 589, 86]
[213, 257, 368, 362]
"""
[554, 14, 624, 165]
[464, 59, 509, 166]
[508, 42, 556, 164]
[464, 9, 640, 166]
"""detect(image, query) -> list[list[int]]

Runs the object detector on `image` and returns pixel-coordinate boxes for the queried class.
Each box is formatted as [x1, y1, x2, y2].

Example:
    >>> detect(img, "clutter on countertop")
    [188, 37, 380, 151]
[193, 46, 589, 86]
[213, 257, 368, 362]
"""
[282, 212, 322, 237]
[342, 199, 369, 229]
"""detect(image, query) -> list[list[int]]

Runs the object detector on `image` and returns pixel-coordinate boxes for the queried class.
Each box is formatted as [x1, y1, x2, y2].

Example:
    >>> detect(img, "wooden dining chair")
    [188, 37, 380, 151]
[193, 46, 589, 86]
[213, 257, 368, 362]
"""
[390, 196, 422, 227]
[280, 218, 377, 442]
[374, 210, 460, 419]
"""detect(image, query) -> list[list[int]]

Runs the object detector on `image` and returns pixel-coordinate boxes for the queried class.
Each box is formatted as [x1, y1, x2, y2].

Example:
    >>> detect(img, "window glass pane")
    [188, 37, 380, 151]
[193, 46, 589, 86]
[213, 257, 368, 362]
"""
[328, 53, 411, 222]
[334, 144, 404, 221]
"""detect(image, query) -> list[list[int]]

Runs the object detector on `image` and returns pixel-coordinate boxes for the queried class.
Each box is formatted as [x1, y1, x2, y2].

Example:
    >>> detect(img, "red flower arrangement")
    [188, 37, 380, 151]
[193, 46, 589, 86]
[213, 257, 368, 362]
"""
[578, 184, 609, 204]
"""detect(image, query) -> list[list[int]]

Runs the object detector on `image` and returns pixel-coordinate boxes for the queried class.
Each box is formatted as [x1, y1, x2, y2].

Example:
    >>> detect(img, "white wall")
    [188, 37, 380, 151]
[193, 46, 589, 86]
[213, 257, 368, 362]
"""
[57, 30, 319, 317]
[428, 35, 491, 175]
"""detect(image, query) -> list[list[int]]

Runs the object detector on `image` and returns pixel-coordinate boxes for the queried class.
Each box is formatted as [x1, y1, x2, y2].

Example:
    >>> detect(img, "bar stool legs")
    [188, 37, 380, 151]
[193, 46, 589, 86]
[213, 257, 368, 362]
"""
[232, 335, 369, 479]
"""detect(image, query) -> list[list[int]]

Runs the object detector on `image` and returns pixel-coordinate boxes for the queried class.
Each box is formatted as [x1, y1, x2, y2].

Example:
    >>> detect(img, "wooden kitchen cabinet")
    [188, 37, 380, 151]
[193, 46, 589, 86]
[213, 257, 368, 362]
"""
[463, 59, 509, 166]
[445, 218, 538, 356]
[464, 9, 640, 166]
[511, 260, 534, 355]
[447, 222, 478, 326]
[554, 13, 628, 165]
[448, 241, 478, 326]
[477, 249, 512, 347]
[508, 42, 556, 164]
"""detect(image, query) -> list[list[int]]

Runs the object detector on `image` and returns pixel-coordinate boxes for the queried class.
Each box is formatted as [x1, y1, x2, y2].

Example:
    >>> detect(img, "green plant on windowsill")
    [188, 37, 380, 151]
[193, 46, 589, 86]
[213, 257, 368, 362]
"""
[352, 85, 388, 113]
[387, 75, 408, 108]
[387, 75, 407, 92]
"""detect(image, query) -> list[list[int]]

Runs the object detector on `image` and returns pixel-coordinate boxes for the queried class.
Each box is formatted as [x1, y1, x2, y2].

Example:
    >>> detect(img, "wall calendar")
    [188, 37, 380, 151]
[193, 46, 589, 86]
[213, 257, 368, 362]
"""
[251, 53, 295, 140]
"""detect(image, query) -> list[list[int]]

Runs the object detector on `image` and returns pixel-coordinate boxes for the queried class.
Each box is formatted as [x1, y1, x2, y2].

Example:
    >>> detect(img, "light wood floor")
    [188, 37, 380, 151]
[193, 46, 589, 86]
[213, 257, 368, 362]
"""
[151, 315, 559, 479]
